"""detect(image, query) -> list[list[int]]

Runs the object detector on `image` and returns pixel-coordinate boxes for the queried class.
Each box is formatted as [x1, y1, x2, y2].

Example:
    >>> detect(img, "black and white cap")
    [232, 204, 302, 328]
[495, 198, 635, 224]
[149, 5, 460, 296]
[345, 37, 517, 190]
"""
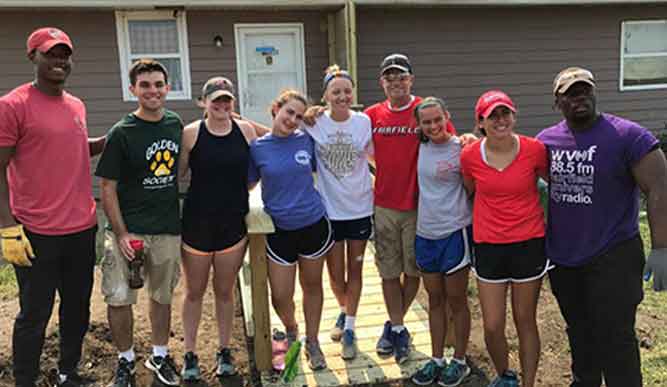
[380, 53, 413, 75]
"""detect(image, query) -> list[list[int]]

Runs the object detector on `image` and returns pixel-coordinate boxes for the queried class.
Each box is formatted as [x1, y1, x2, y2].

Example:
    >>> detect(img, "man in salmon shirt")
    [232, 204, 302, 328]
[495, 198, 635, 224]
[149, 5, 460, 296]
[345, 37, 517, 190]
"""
[0, 27, 105, 387]
[364, 54, 462, 364]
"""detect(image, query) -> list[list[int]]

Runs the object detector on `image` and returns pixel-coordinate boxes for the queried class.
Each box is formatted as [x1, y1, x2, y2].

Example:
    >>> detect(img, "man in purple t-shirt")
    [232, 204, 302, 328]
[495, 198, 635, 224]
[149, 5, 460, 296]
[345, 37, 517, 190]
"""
[537, 67, 667, 387]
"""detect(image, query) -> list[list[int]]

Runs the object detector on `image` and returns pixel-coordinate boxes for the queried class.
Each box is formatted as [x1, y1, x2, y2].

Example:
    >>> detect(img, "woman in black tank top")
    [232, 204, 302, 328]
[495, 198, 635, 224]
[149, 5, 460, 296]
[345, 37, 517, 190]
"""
[176, 77, 257, 379]
[183, 118, 249, 225]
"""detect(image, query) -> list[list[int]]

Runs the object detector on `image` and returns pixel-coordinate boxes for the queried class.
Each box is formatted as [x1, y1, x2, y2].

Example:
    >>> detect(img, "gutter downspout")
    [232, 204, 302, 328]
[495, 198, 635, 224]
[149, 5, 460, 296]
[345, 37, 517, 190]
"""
[346, 0, 359, 106]
[326, 1, 359, 107]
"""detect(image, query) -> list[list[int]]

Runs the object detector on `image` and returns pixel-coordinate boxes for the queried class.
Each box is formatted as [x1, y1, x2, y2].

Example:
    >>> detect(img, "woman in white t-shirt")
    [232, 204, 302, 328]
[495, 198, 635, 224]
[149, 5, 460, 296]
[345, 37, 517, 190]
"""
[303, 65, 374, 360]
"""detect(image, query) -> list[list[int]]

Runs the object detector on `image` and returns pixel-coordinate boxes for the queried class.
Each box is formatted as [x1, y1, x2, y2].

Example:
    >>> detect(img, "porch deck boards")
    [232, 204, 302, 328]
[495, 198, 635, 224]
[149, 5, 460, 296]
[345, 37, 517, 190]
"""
[261, 251, 437, 387]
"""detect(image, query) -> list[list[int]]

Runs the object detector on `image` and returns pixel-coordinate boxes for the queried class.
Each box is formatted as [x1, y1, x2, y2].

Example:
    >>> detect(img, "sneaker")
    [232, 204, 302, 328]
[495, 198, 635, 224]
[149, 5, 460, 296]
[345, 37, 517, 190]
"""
[305, 339, 327, 371]
[501, 370, 519, 387]
[112, 358, 136, 387]
[411, 359, 444, 386]
[375, 320, 394, 355]
[145, 354, 179, 386]
[181, 351, 201, 382]
[341, 329, 357, 360]
[393, 328, 411, 364]
[216, 348, 237, 377]
[488, 370, 519, 387]
[439, 359, 471, 386]
[330, 312, 346, 342]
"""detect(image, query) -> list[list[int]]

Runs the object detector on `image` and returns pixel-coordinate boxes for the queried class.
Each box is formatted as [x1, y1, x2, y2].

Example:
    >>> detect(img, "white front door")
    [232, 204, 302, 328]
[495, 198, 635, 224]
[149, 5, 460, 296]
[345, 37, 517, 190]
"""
[235, 24, 307, 126]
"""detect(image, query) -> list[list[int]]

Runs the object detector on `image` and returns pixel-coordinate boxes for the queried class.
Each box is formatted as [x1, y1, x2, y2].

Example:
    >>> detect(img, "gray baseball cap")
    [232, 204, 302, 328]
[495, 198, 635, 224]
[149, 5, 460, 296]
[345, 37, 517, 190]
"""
[202, 77, 235, 100]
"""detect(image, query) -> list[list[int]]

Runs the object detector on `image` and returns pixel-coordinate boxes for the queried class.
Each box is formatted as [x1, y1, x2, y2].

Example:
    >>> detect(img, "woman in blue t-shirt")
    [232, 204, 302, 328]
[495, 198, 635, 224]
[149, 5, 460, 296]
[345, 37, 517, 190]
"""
[248, 90, 334, 371]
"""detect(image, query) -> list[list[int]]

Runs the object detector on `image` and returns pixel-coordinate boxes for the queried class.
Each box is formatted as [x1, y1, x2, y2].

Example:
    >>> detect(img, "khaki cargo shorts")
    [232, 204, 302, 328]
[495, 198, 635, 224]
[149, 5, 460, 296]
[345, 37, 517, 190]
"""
[101, 231, 181, 306]
[373, 206, 419, 279]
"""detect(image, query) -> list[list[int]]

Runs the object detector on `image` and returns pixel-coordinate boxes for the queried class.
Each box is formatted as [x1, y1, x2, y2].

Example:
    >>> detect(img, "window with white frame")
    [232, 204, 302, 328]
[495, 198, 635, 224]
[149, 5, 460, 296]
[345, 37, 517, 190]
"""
[620, 20, 667, 91]
[115, 10, 191, 100]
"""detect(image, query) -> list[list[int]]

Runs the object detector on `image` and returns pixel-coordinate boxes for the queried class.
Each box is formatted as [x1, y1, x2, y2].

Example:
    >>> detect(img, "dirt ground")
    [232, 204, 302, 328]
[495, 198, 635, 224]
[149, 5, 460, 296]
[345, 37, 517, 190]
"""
[412, 278, 662, 387]
[0, 269, 662, 387]
[425, 279, 572, 387]
[0, 269, 252, 387]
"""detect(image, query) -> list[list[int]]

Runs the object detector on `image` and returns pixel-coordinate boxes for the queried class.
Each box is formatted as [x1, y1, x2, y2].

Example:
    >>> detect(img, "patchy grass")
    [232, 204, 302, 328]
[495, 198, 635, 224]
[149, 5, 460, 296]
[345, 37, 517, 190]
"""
[638, 214, 667, 386]
[0, 263, 17, 299]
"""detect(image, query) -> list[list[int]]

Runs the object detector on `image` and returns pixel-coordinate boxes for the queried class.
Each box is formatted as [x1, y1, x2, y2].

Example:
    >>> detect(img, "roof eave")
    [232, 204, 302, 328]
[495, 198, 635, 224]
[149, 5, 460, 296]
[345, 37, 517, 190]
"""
[0, 0, 345, 9]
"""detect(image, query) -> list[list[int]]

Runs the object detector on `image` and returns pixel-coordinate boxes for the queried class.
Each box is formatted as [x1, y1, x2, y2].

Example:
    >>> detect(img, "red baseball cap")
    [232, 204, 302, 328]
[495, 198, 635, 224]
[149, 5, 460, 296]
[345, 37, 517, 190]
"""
[26, 27, 73, 55]
[475, 90, 516, 119]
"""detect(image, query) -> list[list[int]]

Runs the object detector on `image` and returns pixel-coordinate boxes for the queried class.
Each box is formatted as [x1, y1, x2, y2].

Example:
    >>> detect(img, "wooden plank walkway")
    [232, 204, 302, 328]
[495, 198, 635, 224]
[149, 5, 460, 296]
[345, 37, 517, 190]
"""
[240, 187, 453, 385]
[260, 249, 447, 386]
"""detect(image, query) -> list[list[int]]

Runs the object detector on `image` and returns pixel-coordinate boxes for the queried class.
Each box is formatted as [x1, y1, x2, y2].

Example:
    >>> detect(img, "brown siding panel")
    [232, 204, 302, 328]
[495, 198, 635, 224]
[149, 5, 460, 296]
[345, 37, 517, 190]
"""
[356, 5, 667, 136]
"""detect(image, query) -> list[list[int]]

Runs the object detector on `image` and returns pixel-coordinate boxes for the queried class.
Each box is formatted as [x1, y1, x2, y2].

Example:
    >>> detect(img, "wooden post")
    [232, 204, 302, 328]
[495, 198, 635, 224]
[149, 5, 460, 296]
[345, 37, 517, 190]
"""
[245, 186, 275, 372]
[249, 233, 272, 371]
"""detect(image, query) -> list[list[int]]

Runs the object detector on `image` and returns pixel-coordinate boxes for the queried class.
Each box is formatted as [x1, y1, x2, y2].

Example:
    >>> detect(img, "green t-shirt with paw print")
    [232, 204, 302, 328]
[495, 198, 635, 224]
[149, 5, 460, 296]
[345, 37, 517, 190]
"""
[95, 110, 182, 235]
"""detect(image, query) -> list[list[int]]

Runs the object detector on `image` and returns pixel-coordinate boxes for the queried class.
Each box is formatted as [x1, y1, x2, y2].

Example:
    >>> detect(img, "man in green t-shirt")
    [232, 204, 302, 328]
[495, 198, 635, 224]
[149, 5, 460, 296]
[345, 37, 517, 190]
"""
[95, 59, 182, 387]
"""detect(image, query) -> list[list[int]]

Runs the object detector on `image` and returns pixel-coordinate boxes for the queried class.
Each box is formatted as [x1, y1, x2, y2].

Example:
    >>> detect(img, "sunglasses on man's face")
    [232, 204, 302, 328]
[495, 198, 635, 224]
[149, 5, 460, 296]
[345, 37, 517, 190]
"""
[382, 73, 411, 83]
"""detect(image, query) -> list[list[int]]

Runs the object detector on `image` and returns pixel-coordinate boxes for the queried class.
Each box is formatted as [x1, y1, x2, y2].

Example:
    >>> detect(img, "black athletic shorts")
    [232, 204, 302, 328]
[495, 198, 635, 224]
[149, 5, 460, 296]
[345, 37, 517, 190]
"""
[473, 237, 550, 283]
[182, 213, 247, 252]
[330, 216, 374, 242]
[266, 216, 334, 265]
